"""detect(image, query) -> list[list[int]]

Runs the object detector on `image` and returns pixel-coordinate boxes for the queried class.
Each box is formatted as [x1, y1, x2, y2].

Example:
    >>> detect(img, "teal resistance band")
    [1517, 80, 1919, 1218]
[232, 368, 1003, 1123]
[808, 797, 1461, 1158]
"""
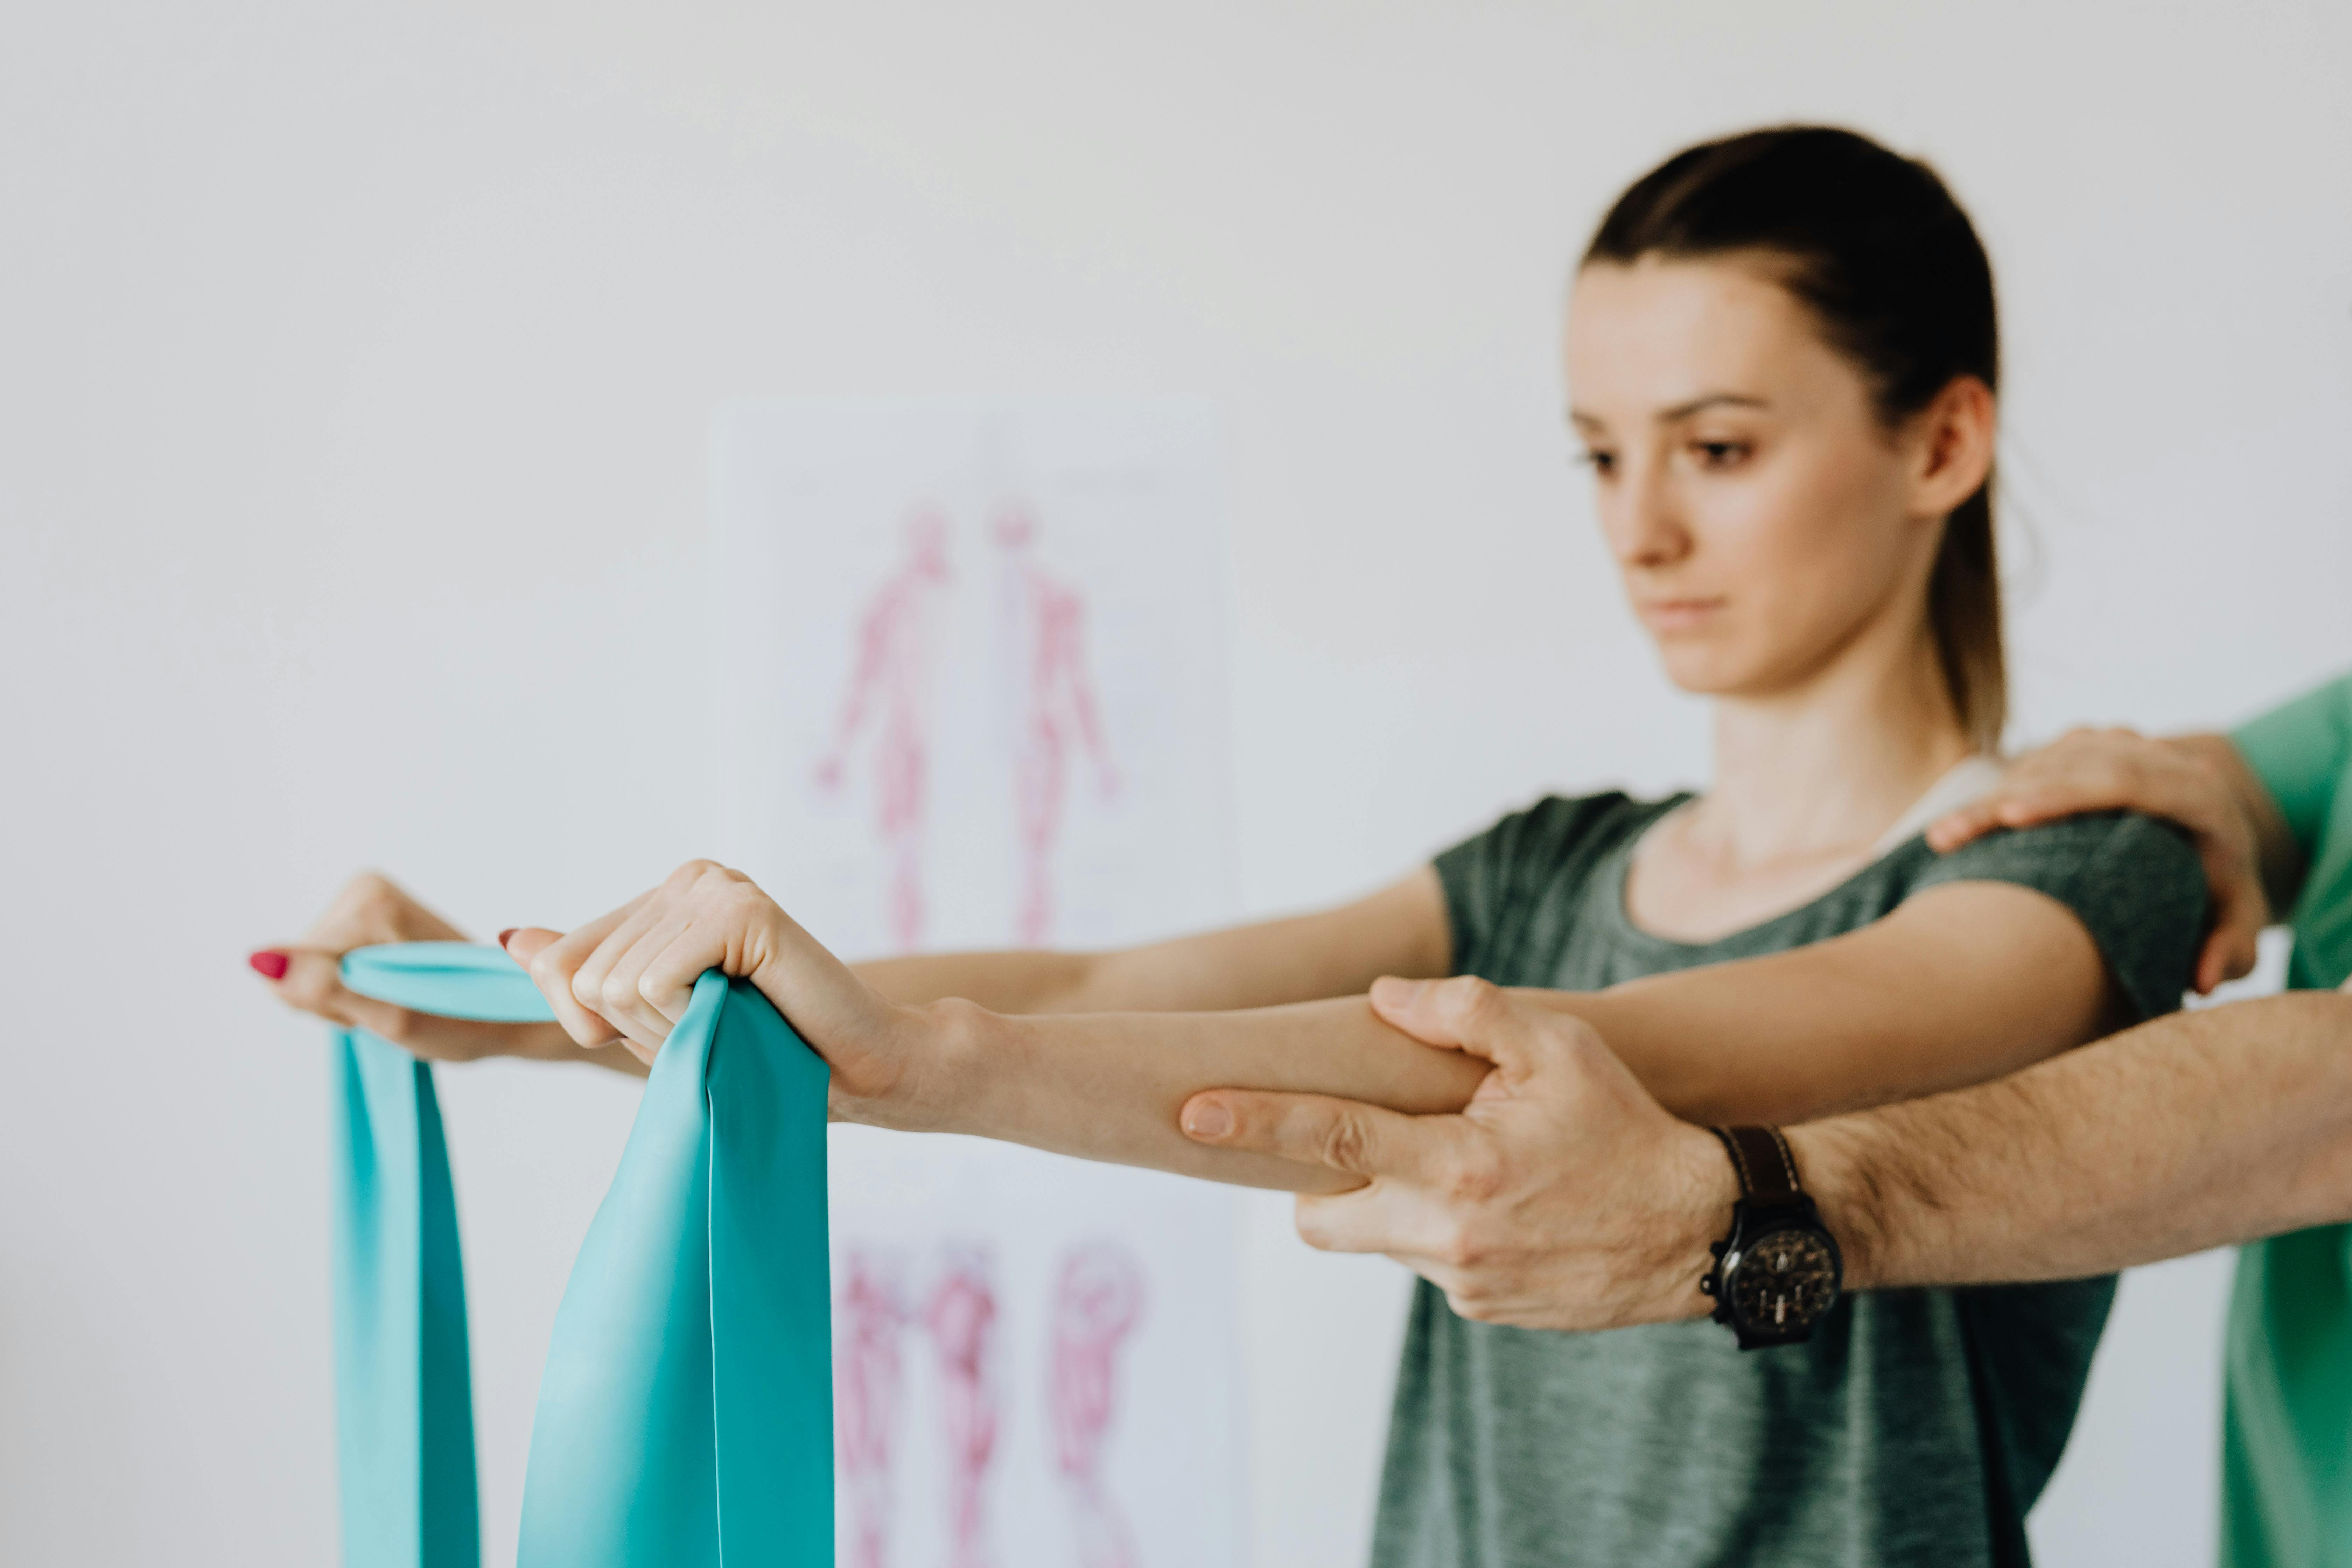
[331, 941, 834, 1567]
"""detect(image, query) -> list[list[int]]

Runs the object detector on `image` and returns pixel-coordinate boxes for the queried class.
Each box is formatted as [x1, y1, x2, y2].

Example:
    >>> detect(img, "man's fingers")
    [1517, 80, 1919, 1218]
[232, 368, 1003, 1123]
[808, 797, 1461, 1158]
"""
[2198, 883, 2268, 993]
[1178, 1087, 1456, 1184]
[1369, 974, 1562, 1077]
[1289, 1186, 1463, 1260]
[1925, 799, 2004, 853]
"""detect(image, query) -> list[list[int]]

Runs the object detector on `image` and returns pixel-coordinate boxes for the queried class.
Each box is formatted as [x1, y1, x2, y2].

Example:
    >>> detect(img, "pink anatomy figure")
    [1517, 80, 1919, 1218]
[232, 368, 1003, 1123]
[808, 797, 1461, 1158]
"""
[816, 509, 954, 953]
[924, 1247, 1003, 1568]
[993, 506, 1119, 947]
[1046, 1241, 1147, 1568]
[836, 1250, 911, 1568]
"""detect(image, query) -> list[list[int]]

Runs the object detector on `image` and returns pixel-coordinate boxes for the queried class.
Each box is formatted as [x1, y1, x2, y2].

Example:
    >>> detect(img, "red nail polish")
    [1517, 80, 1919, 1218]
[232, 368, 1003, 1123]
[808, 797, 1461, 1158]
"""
[497, 928, 519, 949]
[249, 950, 290, 980]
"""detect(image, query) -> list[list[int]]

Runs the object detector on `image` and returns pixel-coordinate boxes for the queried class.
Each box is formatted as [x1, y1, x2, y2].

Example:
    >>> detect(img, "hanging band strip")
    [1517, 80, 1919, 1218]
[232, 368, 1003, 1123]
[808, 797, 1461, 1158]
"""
[332, 941, 833, 1567]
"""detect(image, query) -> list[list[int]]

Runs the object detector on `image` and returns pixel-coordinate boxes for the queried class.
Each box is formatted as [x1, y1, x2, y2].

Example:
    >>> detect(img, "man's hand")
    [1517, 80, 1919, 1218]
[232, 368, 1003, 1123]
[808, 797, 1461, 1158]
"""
[1177, 975, 1730, 1332]
[1927, 728, 2274, 994]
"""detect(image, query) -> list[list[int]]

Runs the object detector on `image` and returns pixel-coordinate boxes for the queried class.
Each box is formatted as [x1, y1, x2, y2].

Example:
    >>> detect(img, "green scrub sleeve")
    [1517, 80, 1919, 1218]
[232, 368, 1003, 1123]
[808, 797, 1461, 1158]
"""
[2233, 672, 2352, 863]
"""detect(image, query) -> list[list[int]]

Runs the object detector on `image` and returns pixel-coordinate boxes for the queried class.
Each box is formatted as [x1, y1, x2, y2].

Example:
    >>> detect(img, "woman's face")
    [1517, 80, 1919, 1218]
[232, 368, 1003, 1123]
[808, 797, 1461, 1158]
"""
[1565, 254, 1944, 704]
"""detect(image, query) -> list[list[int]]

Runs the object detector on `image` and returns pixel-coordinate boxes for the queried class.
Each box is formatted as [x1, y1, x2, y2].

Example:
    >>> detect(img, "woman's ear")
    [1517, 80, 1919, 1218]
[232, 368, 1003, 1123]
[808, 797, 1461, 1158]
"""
[1907, 375, 1997, 518]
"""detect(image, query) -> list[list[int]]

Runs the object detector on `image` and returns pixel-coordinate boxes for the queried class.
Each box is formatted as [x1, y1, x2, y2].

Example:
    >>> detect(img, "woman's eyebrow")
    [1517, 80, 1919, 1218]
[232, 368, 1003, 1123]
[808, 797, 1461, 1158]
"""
[1658, 393, 1769, 421]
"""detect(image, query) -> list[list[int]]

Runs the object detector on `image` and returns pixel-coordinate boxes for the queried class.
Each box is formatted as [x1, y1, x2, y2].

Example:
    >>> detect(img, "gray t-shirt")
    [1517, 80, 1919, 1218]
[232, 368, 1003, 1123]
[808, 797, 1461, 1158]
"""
[1374, 793, 2207, 1568]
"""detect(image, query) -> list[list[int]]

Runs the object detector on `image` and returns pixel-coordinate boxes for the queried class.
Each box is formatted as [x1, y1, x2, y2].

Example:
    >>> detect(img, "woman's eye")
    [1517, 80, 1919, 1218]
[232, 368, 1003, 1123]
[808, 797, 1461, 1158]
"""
[1577, 449, 1617, 477]
[1691, 440, 1751, 470]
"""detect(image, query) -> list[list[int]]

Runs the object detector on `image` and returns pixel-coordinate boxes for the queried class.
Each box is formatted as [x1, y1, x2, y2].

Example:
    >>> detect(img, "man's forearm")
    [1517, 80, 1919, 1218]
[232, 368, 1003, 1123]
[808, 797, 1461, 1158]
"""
[1788, 990, 2352, 1289]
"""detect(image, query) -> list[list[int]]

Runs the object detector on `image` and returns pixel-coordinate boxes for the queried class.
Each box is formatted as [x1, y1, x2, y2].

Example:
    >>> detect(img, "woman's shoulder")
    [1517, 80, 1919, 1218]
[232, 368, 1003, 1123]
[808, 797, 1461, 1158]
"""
[1908, 808, 2208, 1020]
[1912, 807, 2202, 898]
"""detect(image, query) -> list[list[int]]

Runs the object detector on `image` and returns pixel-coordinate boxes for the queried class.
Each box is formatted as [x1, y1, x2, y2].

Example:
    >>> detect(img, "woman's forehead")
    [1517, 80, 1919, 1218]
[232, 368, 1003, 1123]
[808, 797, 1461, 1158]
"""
[1565, 256, 1852, 423]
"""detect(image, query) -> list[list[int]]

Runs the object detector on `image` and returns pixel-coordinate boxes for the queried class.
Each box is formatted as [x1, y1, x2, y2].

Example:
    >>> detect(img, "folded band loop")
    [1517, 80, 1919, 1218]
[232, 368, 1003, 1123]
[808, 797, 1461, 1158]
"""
[330, 943, 834, 1567]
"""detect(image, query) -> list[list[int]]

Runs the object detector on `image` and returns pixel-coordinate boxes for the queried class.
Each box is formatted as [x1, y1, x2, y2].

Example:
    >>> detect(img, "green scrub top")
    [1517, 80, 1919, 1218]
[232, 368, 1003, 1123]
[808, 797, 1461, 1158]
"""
[2223, 670, 2352, 1568]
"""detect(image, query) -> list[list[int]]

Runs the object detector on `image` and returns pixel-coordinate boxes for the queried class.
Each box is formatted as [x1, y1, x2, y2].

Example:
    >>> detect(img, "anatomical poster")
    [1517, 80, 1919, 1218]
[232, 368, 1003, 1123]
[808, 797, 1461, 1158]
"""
[711, 399, 1248, 1568]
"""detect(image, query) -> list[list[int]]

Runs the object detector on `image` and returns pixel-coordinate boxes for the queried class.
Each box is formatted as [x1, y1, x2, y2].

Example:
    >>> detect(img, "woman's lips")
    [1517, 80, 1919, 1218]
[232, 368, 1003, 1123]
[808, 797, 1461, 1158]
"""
[1637, 597, 1727, 633]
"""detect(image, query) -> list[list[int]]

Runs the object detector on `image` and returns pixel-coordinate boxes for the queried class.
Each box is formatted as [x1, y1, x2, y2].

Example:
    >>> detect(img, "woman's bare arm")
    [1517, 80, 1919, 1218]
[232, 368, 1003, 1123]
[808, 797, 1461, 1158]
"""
[854, 869, 1451, 1014]
[923, 878, 2118, 1183]
[260, 868, 1452, 1074]
[509, 864, 2134, 1194]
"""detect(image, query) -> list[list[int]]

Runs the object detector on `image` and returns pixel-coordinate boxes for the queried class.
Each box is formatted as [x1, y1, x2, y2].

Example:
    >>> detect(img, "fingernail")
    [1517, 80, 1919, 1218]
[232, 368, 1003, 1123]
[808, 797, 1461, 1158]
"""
[497, 928, 519, 949]
[248, 950, 290, 980]
[1182, 1101, 1233, 1141]
[1371, 976, 1428, 1008]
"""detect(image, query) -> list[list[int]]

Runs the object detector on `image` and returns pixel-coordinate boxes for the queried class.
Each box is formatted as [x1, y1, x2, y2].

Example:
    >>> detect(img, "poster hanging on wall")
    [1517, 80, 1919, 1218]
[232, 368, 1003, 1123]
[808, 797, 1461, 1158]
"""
[712, 398, 1247, 1568]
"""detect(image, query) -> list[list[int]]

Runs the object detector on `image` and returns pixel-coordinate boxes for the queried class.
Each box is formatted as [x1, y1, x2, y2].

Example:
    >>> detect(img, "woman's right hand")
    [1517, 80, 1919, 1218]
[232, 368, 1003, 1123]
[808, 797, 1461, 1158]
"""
[500, 860, 966, 1125]
[252, 872, 638, 1069]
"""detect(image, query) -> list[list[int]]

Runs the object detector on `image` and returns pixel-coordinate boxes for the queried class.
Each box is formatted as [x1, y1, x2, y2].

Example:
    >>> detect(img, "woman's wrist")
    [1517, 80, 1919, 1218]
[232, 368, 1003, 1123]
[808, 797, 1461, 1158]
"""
[827, 994, 1019, 1138]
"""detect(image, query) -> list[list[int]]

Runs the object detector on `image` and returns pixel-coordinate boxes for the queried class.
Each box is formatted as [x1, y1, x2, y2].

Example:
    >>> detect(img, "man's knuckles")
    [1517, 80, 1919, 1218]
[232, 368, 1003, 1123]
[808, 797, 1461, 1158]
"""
[1433, 1218, 1496, 1271]
[1310, 1108, 1374, 1175]
[1444, 1281, 1509, 1324]
[1441, 1143, 1508, 1205]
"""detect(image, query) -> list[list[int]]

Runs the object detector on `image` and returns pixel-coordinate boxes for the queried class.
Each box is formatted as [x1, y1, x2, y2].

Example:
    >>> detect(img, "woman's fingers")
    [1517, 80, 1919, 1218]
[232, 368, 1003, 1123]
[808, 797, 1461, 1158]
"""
[507, 860, 912, 1090]
[266, 947, 438, 1049]
[604, 913, 722, 1035]
[510, 910, 638, 1055]
[583, 908, 713, 1057]
[258, 945, 566, 1062]
[299, 871, 466, 951]
[562, 899, 688, 1056]
[507, 868, 769, 1064]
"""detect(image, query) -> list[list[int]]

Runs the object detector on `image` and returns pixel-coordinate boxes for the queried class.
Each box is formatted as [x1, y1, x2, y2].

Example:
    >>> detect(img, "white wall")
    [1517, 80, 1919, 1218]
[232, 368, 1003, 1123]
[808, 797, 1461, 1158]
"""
[4, 3, 2349, 1564]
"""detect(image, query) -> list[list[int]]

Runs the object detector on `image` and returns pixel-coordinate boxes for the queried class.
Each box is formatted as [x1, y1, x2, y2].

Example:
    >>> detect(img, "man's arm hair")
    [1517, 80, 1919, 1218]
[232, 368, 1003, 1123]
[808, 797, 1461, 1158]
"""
[1793, 989, 2352, 1289]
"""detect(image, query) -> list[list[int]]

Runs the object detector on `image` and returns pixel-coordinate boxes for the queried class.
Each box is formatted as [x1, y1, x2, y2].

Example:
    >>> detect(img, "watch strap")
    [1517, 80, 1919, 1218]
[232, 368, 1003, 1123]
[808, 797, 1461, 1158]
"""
[1712, 1125, 1802, 1203]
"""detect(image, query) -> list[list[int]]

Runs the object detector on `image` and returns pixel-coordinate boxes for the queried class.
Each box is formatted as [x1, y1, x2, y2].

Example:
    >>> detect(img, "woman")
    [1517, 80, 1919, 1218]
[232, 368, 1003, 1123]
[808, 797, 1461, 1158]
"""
[261, 128, 2205, 1565]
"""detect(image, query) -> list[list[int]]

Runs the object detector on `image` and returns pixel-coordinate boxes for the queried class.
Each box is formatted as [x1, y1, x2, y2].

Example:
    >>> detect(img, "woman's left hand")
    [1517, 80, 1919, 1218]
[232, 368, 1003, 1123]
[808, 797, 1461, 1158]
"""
[501, 860, 955, 1122]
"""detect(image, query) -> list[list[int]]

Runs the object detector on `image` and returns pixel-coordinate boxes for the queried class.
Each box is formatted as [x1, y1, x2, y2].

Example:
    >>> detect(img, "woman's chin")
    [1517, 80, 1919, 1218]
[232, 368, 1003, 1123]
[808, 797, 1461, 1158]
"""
[1651, 646, 1757, 699]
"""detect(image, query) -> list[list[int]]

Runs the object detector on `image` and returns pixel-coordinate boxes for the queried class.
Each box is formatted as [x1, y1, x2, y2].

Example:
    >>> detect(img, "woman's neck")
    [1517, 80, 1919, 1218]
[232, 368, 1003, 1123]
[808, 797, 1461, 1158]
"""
[1693, 633, 1972, 874]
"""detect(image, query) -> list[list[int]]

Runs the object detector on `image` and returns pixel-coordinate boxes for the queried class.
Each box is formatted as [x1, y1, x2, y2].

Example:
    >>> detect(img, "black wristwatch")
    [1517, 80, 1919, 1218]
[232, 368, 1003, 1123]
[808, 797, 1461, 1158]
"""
[1698, 1125, 1843, 1350]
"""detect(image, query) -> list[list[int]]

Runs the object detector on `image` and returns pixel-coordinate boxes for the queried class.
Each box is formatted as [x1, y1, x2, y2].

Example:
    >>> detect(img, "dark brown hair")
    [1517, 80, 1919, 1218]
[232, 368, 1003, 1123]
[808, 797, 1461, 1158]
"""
[1585, 126, 2004, 751]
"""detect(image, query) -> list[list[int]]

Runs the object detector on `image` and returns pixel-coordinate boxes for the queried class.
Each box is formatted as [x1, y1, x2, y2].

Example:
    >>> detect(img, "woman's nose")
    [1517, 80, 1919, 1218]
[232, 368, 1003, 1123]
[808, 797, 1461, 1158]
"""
[1601, 458, 1690, 570]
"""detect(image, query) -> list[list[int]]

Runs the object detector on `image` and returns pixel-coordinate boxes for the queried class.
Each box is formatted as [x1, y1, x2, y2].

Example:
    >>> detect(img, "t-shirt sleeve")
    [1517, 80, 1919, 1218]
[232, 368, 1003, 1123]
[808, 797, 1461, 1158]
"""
[1432, 794, 1629, 981]
[2232, 670, 2352, 863]
[1911, 811, 2207, 1023]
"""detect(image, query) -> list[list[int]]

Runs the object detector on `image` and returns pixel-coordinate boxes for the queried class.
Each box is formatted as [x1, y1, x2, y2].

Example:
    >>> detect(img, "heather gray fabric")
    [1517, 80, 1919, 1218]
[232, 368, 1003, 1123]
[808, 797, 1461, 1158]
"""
[1373, 795, 2205, 1568]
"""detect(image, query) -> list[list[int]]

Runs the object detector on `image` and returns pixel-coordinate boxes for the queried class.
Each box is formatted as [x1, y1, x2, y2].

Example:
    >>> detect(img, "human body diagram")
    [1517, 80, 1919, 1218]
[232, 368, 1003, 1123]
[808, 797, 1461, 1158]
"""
[815, 503, 1117, 953]
[814, 510, 954, 953]
[834, 1239, 1146, 1568]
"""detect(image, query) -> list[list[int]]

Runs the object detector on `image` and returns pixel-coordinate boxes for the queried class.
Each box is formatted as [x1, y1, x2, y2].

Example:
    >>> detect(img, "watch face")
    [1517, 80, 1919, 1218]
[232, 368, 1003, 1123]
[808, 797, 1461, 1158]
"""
[1728, 1226, 1840, 1335]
